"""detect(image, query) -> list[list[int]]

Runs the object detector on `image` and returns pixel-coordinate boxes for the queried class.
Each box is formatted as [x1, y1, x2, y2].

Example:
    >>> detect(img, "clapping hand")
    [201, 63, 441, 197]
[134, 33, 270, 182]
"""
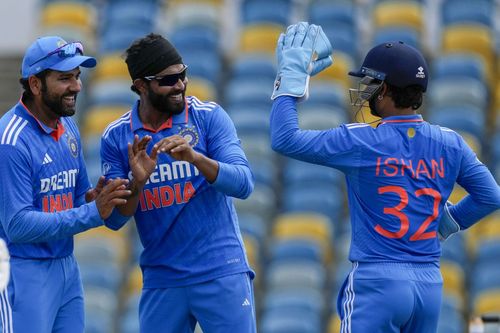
[95, 178, 131, 219]
[156, 135, 198, 163]
[128, 135, 161, 185]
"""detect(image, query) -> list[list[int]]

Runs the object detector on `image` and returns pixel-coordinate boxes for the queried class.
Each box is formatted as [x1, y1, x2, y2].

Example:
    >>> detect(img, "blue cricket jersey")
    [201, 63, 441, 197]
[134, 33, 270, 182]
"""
[271, 96, 500, 263]
[101, 96, 254, 288]
[0, 100, 103, 259]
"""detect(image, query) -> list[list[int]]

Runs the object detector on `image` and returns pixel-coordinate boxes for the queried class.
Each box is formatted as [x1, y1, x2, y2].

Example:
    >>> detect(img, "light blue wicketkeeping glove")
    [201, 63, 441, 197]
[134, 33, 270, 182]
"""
[271, 22, 333, 102]
[438, 201, 461, 242]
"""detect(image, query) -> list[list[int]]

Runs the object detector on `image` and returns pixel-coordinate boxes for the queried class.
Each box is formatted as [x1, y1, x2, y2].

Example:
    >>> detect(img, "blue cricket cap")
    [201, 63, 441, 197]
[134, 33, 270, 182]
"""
[21, 36, 97, 79]
[349, 41, 428, 92]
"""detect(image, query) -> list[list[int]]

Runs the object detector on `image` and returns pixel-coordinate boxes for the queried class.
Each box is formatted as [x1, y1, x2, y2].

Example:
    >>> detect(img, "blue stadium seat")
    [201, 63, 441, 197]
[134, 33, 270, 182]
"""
[262, 287, 324, 324]
[331, 260, 352, 301]
[426, 105, 486, 143]
[99, 25, 151, 54]
[260, 310, 321, 333]
[241, 0, 292, 26]
[88, 79, 137, 108]
[230, 108, 269, 136]
[441, 0, 493, 27]
[239, 134, 274, 160]
[167, 2, 221, 29]
[427, 77, 488, 110]
[102, 1, 158, 33]
[283, 184, 344, 222]
[298, 105, 349, 130]
[269, 238, 324, 265]
[265, 259, 327, 291]
[308, 0, 357, 58]
[440, 232, 467, 266]
[80, 262, 122, 292]
[170, 23, 219, 54]
[225, 77, 273, 110]
[437, 302, 464, 333]
[432, 54, 486, 83]
[492, 132, 500, 168]
[182, 51, 222, 84]
[470, 263, 500, 299]
[84, 287, 118, 332]
[234, 182, 276, 220]
[230, 54, 276, 81]
[238, 212, 267, 245]
[283, 159, 343, 189]
[120, 293, 140, 333]
[475, 239, 500, 265]
[321, 23, 358, 60]
[307, 81, 349, 109]
[309, 0, 355, 27]
[246, 155, 278, 189]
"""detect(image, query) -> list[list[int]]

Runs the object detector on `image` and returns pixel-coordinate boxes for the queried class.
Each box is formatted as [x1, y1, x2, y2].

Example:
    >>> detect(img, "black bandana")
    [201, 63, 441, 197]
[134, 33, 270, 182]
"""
[126, 36, 182, 80]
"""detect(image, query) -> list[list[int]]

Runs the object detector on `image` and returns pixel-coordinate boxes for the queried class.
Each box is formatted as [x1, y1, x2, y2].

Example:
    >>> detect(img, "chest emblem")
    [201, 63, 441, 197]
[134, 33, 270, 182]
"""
[178, 125, 199, 147]
[67, 134, 78, 158]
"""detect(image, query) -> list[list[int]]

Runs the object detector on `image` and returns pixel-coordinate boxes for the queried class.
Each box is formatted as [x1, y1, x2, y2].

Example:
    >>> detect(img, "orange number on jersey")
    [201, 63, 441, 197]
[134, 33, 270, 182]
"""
[375, 186, 442, 241]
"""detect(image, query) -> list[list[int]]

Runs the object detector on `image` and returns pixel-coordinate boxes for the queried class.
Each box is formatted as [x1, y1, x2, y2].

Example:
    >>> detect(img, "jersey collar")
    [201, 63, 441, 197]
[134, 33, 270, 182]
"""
[130, 98, 189, 133]
[17, 99, 66, 141]
[379, 114, 423, 126]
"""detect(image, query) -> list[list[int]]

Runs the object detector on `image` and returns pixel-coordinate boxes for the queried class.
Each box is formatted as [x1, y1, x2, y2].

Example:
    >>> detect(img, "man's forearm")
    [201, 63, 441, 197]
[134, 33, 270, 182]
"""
[117, 178, 145, 216]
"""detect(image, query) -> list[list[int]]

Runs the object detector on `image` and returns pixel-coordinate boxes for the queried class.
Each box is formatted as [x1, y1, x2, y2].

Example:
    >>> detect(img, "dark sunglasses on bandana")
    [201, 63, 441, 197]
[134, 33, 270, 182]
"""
[143, 65, 188, 86]
[29, 42, 84, 67]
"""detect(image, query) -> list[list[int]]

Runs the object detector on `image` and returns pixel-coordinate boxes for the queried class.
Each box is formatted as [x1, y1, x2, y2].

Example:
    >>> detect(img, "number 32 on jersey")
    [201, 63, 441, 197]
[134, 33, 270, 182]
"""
[375, 185, 441, 241]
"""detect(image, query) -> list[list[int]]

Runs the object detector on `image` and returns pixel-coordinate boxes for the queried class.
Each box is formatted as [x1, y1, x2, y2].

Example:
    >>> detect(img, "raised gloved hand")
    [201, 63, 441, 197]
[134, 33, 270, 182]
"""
[271, 22, 333, 102]
[438, 201, 461, 242]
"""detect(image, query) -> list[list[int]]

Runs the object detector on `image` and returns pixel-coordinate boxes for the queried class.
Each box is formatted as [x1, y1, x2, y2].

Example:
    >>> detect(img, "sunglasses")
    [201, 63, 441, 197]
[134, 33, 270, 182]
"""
[29, 42, 84, 67]
[143, 65, 188, 86]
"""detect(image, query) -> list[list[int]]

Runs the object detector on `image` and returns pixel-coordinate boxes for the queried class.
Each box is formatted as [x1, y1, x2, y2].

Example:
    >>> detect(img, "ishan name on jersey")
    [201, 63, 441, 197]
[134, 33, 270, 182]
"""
[375, 157, 445, 179]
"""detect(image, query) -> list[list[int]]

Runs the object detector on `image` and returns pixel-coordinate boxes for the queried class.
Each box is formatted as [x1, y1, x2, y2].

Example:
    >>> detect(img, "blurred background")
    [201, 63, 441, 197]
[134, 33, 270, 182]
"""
[0, 0, 499, 332]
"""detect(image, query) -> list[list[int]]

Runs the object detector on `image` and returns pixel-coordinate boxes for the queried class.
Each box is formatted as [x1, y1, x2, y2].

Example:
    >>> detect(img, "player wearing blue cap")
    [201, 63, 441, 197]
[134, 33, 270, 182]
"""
[0, 36, 131, 333]
[270, 22, 500, 333]
[101, 33, 256, 333]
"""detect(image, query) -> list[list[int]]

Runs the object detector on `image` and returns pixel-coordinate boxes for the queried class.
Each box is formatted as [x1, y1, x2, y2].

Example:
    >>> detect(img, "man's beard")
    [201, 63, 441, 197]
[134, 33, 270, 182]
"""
[41, 84, 76, 117]
[147, 85, 185, 117]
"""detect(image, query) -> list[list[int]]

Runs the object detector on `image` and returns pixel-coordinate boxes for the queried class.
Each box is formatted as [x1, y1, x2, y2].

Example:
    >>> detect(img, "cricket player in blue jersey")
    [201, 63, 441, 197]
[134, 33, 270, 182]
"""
[0, 36, 131, 333]
[100, 33, 256, 333]
[270, 22, 500, 333]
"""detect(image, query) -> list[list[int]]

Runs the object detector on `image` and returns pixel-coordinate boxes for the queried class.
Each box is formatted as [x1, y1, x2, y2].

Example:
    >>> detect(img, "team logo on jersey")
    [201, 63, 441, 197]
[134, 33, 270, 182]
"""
[178, 125, 199, 147]
[67, 134, 78, 158]
[102, 162, 111, 175]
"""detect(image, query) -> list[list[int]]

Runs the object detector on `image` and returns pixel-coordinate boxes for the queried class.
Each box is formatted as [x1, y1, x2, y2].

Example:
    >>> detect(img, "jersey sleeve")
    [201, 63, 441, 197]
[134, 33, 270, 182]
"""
[205, 106, 254, 199]
[100, 131, 131, 230]
[449, 139, 500, 228]
[100, 133, 128, 180]
[0, 144, 103, 243]
[270, 96, 359, 172]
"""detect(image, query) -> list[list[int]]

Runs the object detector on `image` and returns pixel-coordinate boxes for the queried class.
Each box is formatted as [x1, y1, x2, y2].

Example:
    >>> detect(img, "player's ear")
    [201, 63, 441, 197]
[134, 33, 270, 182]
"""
[133, 78, 148, 94]
[379, 82, 389, 99]
[28, 75, 43, 96]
